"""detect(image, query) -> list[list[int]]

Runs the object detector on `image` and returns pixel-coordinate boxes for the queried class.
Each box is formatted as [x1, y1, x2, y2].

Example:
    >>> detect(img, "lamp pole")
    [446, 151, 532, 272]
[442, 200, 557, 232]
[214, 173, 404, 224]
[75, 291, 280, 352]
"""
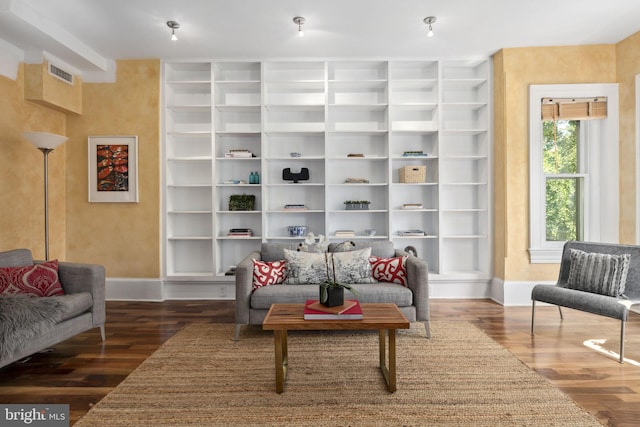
[23, 132, 68, 261]
[39, 148, 54, 260]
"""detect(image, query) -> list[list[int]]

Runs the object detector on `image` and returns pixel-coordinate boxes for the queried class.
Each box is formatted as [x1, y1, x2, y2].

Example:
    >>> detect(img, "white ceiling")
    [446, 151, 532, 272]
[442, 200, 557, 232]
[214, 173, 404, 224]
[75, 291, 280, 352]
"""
[0, 0, 639, 75]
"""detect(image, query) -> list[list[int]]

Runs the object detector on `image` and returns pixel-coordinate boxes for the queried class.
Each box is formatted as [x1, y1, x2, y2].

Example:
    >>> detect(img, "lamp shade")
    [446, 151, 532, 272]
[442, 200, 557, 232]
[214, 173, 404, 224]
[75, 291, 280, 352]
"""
[23, 132, 68, 149]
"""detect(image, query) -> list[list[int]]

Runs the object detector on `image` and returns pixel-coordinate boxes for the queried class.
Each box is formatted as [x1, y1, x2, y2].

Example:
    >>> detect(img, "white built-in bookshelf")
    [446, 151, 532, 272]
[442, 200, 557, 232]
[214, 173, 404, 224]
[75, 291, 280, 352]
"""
[162, 59, 492, 284]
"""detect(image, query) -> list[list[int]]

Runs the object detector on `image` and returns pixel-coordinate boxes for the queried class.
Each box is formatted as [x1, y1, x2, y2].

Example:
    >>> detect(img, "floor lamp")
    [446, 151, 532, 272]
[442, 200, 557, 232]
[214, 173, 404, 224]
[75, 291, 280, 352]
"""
[23, 132, 69, 261]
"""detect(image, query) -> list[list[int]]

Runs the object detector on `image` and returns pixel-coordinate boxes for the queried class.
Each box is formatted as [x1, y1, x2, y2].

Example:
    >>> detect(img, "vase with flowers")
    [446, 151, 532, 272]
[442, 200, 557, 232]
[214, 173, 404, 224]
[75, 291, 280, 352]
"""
[319, 252, 359, 307]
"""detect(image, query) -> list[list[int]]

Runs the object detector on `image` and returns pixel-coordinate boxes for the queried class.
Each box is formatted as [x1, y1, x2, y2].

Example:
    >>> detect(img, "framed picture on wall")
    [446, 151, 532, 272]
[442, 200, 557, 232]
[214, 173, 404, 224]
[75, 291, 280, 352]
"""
[88, 136, 139, 203]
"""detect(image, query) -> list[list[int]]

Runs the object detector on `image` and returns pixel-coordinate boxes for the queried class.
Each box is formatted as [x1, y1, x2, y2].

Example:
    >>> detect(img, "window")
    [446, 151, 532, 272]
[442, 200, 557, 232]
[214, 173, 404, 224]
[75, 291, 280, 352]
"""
[543, 119, 583, 242]
[529, 84, 619, 263]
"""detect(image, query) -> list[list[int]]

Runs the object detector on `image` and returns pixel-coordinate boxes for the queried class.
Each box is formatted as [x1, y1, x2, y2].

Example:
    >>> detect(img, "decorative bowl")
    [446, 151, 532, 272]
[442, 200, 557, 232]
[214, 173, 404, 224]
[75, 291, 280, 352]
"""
[365, 228, 377, 236]
[287, 225, 307, 237]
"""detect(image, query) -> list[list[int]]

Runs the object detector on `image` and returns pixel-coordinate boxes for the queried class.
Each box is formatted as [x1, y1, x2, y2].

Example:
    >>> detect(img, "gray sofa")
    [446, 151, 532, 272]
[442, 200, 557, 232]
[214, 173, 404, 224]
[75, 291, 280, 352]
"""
[0, 248, 106, 369]
[531, 241, 640, 363]
[234, 241, 430, 340]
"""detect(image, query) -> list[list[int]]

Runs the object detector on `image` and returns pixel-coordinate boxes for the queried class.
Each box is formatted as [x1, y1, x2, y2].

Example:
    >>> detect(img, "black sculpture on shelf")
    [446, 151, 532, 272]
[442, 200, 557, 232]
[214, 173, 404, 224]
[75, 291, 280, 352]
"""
[282, 167, 310, 184]
[404, 245, 418, 257]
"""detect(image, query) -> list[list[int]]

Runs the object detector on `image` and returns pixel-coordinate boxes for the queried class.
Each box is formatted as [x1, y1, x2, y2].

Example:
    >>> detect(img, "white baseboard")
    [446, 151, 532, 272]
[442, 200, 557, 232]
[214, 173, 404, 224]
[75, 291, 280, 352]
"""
[106, 278, 164, 301]
[490, 278, 556, 306]
[163, 281, 235, 300]
[105, 277, 555, 307]
[430, 278, 492, 299]
[105, 278, 235, 301]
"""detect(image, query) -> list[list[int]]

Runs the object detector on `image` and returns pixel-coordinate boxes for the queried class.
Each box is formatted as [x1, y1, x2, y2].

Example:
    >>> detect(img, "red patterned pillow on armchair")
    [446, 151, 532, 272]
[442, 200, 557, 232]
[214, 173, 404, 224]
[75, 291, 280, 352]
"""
[0, 259, 65, 296]
[369, 256, 408, 287]
[252, 259, 287, 291]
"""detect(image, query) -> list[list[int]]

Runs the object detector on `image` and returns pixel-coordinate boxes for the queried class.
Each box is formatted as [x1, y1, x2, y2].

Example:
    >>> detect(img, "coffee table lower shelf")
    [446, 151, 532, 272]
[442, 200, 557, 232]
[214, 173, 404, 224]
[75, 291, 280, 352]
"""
[262, 303, 410, 393]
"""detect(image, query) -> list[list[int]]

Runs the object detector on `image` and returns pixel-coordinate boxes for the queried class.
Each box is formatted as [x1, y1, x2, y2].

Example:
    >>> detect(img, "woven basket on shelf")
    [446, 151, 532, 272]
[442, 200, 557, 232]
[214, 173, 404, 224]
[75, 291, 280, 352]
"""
[400, 166, 426, 183]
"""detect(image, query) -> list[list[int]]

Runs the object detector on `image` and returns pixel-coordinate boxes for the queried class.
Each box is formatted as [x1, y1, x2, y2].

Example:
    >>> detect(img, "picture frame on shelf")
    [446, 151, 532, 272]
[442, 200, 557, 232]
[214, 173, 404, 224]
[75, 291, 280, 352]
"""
[88, 136, 139, 203]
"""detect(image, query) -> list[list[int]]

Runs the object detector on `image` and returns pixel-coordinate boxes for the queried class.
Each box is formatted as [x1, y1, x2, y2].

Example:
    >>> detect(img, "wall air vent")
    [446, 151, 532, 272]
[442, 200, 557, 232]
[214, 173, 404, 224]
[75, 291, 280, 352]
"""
[48, 62, 74, 85]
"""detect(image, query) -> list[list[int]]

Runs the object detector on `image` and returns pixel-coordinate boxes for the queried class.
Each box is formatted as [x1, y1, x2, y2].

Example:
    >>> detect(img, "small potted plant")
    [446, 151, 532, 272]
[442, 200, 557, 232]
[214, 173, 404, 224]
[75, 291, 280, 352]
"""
[229, 194, 255, 211]
[319, 253, 359, 307]
[344, 200, 371, 210]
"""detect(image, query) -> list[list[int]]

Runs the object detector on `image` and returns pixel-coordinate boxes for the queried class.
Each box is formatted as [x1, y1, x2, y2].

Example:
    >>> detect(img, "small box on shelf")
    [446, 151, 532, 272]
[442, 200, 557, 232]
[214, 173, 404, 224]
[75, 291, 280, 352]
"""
[400, 166, 426, 183]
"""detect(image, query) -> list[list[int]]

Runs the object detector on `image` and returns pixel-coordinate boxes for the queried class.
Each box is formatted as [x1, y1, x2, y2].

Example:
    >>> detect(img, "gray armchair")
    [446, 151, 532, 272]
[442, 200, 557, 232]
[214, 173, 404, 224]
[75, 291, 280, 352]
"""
[531, 241, 640, 363]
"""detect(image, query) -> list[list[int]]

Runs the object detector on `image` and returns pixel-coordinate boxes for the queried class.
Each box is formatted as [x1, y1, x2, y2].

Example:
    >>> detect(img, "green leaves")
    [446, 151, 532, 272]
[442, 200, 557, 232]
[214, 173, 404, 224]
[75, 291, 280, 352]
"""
[543, 120, 580, 241]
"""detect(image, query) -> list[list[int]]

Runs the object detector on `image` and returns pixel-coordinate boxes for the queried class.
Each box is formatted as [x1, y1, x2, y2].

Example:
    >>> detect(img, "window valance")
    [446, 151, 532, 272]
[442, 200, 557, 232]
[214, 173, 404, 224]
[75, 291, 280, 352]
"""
[541, 97, 607, 121]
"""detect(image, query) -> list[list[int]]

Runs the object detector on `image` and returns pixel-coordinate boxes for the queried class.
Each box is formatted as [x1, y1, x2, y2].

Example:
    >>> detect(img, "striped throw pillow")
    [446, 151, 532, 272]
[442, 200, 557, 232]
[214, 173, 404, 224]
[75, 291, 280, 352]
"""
[567, 249, 630, 297]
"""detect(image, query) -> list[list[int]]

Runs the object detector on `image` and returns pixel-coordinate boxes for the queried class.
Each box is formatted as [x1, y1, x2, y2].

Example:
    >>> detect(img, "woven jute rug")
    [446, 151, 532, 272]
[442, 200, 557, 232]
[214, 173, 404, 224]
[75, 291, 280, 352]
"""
[76, 321, 601, 426]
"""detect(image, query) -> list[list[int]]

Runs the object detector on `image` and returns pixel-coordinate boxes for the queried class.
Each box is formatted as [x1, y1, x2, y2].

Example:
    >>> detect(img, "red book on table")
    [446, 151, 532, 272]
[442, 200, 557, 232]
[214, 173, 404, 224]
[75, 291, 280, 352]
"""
[304, 300, 363, 320]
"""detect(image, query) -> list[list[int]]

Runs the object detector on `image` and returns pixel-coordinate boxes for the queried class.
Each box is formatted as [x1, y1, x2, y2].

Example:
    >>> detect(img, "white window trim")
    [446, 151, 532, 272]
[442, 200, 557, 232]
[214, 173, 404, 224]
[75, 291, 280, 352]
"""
[636, 74, 640, 245]
[529, 84, 619, 263]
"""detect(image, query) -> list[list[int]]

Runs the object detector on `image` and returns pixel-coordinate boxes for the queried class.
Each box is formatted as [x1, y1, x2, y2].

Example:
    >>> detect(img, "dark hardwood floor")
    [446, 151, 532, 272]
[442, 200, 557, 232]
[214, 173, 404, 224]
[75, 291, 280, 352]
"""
[1, 299, 639, 426]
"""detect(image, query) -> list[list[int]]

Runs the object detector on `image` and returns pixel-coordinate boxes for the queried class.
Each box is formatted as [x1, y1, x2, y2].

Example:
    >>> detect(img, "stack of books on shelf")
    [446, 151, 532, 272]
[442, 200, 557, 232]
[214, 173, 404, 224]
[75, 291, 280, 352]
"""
[402, 203, 423, 210]
[228, 228, 253, 237]
[334, 230, 356, 237]
[225, 149, 254, 158]
[282, 204, 308, 211]
[304, 300, 363, 320]
[344, 177, 369, 184]
[397, 230, 426, 236]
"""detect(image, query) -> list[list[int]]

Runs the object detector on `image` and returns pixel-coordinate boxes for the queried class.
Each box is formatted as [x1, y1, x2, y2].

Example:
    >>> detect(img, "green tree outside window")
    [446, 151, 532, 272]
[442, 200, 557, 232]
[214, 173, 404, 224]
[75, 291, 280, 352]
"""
[542, 120, 582, 241]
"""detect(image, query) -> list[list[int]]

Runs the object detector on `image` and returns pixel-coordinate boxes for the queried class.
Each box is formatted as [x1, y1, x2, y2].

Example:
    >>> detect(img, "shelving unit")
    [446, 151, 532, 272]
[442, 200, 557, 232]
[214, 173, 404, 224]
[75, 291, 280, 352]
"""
[162, 59, 492, 283]
[438, 60, 491, 276]
[163, 62, 214, 278]
[212, 62, 262, 276]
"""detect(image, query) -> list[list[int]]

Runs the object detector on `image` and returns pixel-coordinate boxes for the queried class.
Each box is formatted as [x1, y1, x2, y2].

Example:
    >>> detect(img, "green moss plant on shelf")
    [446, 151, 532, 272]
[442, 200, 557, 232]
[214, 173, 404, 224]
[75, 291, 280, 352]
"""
[344, 200, 370, 210]
[319, 253, 360, 307]
[229, 194, 256, 211]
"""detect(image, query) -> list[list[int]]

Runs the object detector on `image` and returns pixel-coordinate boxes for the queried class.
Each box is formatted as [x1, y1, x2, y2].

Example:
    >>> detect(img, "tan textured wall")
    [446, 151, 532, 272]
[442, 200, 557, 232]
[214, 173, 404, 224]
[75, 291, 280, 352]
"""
[0, 65, 67, 259]
[66, 60, 160, 278]
[494, 45, 618, 281]
[24, 62, 83, 115]
[616, 31, 640, 244]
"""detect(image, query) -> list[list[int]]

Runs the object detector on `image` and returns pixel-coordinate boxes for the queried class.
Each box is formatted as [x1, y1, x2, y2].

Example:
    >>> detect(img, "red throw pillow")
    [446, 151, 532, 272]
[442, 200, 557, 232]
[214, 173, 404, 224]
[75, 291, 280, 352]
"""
[0, 259, 65, 296]
[252, 259, 287, 291]
[369, 256, 408, 287]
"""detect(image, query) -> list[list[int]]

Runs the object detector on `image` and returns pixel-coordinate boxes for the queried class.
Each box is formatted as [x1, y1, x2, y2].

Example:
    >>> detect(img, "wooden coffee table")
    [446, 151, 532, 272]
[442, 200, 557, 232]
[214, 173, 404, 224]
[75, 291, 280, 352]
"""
[262, 303, 410, 393]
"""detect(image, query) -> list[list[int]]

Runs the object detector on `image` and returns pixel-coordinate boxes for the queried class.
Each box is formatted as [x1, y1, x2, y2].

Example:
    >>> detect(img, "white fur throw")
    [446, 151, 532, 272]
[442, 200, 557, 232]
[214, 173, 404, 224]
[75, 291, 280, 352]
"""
[0, 294, 67, 360]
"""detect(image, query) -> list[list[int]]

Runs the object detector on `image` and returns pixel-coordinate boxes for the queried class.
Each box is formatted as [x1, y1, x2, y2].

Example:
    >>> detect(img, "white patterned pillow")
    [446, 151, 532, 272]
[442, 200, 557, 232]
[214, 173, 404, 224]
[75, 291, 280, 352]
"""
[284, 248, 374, 285]
[567, 249, 631, 297]
[284, 249, 330, 284]
[332, 248, 375, 284]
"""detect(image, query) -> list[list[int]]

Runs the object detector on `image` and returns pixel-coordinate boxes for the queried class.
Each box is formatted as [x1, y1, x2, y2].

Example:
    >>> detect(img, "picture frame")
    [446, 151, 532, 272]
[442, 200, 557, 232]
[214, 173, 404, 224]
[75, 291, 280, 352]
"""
[88, 136, 139, 203]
